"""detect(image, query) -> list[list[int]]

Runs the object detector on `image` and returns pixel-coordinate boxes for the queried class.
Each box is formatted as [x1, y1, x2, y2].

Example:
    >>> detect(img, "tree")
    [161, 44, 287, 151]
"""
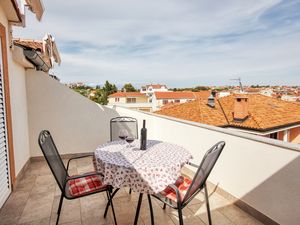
[103, 80, 117, 95]
[99, 81, 118, 105]
[122, 83, 137, 92]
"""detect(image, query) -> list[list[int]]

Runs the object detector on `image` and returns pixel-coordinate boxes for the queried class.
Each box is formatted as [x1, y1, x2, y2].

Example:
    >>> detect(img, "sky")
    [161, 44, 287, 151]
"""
[14, 0, 300, 88]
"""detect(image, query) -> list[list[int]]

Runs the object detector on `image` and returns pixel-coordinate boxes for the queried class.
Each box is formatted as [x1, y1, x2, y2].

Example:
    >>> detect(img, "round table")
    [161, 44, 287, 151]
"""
[94, 139, 192, 194]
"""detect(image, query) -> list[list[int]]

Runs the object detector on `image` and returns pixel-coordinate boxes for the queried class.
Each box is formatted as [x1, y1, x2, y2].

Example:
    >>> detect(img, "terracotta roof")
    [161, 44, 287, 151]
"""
[156, 94, 300, 131]
[154, 91, 196, 99]
[192, 91, 211, 99]
[108, 92, 147, 98]
[156, 98, 227, 126]
[145, 84, 167, 89]
[13, 39, 43, 52]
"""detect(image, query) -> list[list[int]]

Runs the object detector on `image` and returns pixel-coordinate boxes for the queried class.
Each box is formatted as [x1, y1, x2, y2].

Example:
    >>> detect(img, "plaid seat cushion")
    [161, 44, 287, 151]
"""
[68, 175, 107, 197]
[160, 175, 192, 202]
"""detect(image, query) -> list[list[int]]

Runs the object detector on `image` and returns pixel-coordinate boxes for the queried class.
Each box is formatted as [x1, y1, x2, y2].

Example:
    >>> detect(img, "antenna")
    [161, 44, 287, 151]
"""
[230, 77, 244, 92]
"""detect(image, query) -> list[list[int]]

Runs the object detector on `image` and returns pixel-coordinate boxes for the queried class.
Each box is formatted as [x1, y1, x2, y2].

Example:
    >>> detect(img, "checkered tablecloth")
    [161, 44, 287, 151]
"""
[94, 140, 192, 194]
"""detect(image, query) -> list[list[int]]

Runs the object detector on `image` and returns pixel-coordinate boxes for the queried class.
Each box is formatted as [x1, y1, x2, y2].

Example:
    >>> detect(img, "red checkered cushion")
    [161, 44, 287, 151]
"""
[68, 175, 107, 197]
[160, 175, 192, 202]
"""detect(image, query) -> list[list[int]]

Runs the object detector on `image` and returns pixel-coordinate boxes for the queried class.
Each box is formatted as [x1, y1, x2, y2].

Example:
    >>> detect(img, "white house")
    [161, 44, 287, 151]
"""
[108, 92, 153, 112]
[152, 91, 196, 111]
[140, 84, 168, 102]
[0, 0, 61, 208]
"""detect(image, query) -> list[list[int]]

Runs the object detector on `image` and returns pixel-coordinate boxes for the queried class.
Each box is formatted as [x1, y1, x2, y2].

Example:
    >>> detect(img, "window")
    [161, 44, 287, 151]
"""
[175, 99, 180, 103]
[115, 98, 120, 102]
[270, 132, 278, 139]
[163, 100, 168, 104]
[127, 98, 136, 103]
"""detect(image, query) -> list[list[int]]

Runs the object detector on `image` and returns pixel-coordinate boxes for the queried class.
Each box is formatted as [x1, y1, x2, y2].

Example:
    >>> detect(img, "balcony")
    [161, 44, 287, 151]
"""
[0, 71, 299, 225]
[0, 157, 264, 225]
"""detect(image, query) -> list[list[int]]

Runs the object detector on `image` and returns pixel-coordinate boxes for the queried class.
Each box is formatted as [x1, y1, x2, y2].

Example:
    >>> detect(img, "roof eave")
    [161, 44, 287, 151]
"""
[227, 121, 300, 133]
[10, 0, 23, 22]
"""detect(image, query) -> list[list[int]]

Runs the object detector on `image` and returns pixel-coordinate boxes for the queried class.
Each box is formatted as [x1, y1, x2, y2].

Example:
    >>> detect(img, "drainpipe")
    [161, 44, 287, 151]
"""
[23, 49, 50, 72]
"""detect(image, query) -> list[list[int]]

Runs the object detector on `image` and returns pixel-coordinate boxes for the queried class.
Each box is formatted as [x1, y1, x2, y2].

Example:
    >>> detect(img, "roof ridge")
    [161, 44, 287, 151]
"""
[217, 98, 230, 125]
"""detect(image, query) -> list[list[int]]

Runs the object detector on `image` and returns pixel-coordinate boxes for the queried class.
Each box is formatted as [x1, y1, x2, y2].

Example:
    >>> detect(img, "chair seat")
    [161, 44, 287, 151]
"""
[160, 175, 192, 202]
[67, 174, 107, 197]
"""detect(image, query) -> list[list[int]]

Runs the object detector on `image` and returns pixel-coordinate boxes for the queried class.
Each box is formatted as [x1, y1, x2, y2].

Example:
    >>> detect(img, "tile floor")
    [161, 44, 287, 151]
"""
[0, 157, 264, 225]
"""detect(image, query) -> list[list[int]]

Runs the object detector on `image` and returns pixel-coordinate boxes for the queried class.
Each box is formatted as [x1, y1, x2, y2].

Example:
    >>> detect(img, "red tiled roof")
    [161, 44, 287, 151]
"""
[156, 94, 300, 131]
[13, 39, 43, 52]
[154, 92, 195, 99]
[108, 92, 146, 98]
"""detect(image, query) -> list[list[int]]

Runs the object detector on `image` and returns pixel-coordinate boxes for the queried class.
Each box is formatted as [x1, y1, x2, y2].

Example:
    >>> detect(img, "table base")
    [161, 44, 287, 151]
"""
[104, 189, 155, 225]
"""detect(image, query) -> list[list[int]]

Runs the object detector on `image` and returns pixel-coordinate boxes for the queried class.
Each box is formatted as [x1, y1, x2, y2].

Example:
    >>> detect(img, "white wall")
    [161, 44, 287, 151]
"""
[113, 106, 300, 225]
[23, 69, 300, 224]
[0, 5, 31, 176]
[25, 70, 119, 156]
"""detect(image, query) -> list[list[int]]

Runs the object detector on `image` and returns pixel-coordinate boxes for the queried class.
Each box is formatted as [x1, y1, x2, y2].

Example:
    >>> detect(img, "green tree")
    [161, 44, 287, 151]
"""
[122, 83, 137, 92]
[103, 80, 117, 95]
[99, 81, 117, 105]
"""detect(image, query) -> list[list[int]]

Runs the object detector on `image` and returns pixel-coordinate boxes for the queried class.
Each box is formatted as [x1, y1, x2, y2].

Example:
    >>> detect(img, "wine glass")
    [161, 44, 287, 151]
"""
[125, 135, 135, 148]
[119, 129, 128, 144]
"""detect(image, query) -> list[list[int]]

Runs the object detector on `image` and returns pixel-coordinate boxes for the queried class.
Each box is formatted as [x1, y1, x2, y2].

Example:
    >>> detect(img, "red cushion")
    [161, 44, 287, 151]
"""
[160, 176, 192, 202]
[68, 175, 107, 197]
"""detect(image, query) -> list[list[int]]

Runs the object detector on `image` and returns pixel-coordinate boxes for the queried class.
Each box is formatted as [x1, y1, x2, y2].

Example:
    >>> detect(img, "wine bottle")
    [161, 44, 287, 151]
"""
[140, 119, 147, 150]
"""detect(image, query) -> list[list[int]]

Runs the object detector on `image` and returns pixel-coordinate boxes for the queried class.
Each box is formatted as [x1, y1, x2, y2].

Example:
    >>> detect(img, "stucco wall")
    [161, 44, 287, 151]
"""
[113, 106, 300, 225]
[289, 127, 300, 143]
[25, 70, 119, 156]
[0, 5, 31, 176]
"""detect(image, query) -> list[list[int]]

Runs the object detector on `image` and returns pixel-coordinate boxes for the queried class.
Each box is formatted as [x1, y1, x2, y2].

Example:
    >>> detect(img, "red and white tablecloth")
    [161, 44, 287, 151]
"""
[94, 140, 192, 194]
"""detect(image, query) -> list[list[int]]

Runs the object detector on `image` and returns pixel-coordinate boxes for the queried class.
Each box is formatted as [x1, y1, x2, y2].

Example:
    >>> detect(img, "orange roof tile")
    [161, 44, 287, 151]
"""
[154, 91, 197, 99]
[156, 99, 227, 126]
[14, 39, 43, 52]
[156, 94, 300, 131]
[108, 92, 146, 98]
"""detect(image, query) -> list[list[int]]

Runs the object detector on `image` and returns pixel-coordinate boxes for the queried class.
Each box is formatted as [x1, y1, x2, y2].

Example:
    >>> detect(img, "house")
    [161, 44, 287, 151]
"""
[108, 92, 152, 112]
[152, 91, 210, 111]
[140, 84, 168, 102]
[156, 93, 300, 143]
[0, 0, 61, 209]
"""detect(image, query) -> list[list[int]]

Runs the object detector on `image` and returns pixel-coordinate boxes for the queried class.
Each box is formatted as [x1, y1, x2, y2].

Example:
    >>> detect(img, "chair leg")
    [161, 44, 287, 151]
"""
[104, 188, 120, 218]
[108, 190, 118, 225]
[134, 193, 143, 225]
[147, 195, 154, 225]
[204, 184, 212, 225]
[177, 207, 184, 225]
[56, 193, 64, 225]
[163, 203, 167, 209]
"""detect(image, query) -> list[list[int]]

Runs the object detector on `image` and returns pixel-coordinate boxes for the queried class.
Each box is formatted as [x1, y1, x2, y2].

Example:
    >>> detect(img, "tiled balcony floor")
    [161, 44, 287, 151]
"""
[0, 158, 264, 225]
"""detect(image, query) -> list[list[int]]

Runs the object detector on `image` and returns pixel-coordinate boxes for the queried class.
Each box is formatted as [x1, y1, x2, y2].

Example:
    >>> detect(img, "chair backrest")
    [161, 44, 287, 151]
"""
[110, 117, 138, 141]
[182, 141, 225, 204]
[38, 130, 68, 192]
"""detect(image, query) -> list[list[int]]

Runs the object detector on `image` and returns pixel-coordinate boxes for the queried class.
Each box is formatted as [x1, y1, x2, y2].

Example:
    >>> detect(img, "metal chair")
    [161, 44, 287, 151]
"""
[150, 141, 226, 225]
[110, 116, 138, 194]
[38, 130, 118, 225]
[110, 116, 138, 141]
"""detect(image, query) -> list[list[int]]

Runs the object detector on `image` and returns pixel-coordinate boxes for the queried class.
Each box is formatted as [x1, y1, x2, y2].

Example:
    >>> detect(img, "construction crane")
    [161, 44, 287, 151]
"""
[230, 77, 244, 92]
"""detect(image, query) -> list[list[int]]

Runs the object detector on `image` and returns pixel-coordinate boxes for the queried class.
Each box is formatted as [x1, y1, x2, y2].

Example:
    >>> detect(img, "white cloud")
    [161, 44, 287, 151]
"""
[14, 0, 300, 87]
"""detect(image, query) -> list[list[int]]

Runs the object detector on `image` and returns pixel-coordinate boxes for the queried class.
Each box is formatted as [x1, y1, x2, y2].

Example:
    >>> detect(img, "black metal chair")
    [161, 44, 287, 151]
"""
[110, 116, 138, 194]
[110, 116, 138, 141]
[38, 130, 118, 225]
[150, 141, 226, 225]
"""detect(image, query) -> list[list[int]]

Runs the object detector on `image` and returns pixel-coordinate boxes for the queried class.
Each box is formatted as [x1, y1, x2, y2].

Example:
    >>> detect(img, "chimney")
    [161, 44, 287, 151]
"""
[233, 96, 249, 121]
[207, 91, 216, 108]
